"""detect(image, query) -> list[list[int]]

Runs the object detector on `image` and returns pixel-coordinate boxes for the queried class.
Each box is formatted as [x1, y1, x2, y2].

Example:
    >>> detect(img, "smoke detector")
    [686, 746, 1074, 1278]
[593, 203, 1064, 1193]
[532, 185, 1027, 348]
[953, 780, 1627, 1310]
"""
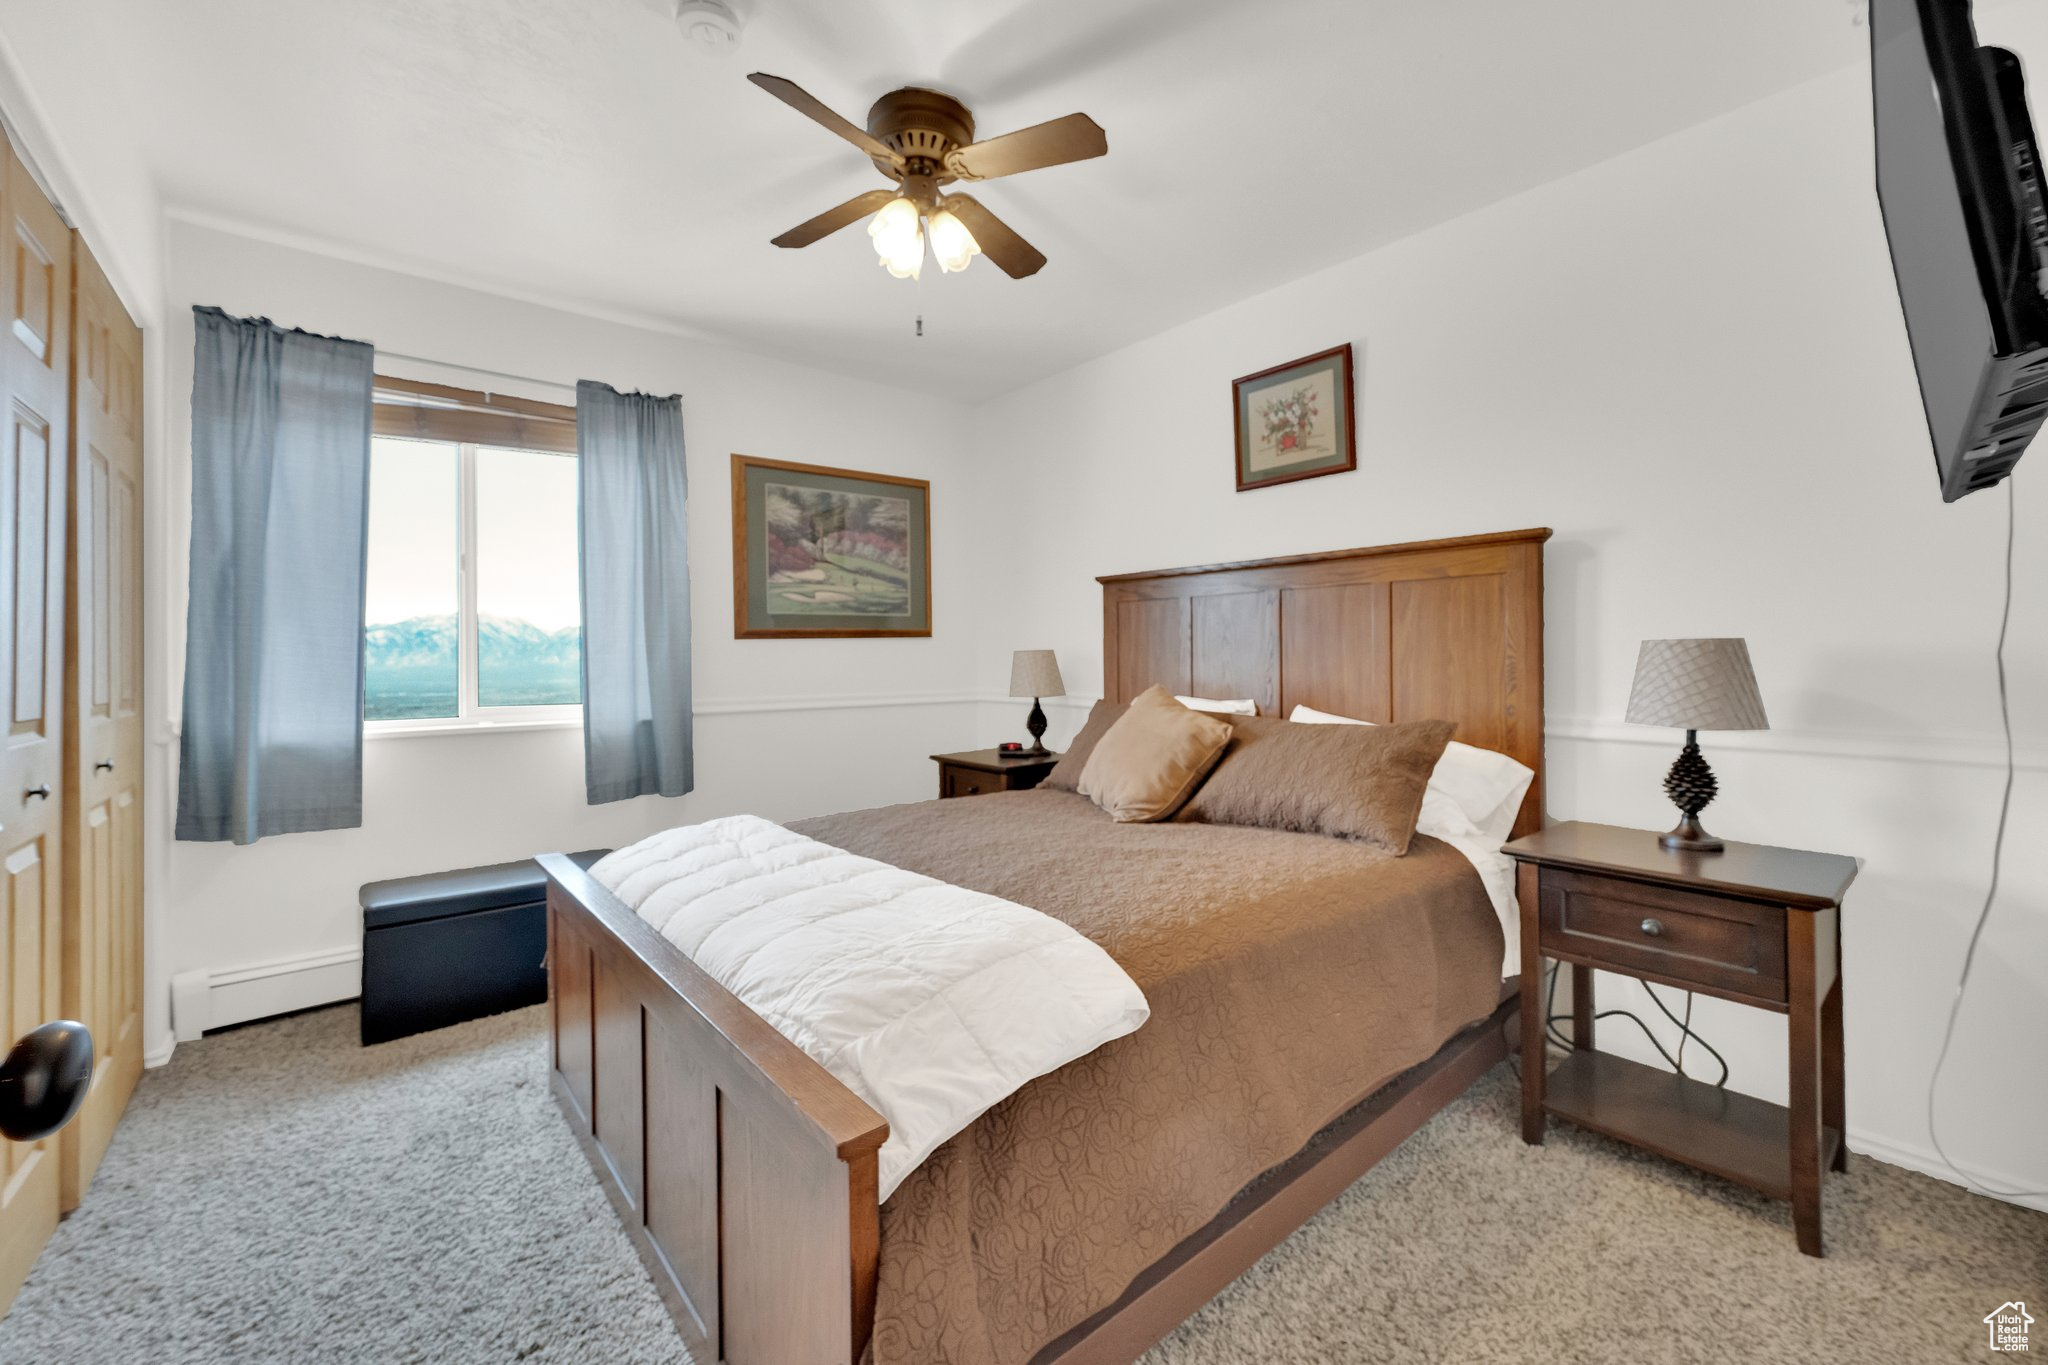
[675, 0, 742, 55]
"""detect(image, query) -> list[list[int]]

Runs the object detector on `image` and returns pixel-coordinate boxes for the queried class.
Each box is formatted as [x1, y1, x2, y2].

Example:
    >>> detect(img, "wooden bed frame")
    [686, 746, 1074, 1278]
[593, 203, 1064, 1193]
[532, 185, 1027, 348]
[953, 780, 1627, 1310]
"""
[541, 526, 1550, 1365]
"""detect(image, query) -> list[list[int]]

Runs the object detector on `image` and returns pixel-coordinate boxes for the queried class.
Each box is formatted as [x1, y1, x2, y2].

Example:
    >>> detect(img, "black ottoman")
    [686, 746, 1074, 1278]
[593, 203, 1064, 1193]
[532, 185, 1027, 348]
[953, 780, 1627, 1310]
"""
[359, 849, 609, 1045]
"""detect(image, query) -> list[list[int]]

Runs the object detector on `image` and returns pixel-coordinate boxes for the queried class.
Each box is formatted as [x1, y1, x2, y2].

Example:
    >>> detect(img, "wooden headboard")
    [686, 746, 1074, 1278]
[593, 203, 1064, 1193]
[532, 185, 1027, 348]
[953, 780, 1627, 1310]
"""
[1099, 527, 1551, 838]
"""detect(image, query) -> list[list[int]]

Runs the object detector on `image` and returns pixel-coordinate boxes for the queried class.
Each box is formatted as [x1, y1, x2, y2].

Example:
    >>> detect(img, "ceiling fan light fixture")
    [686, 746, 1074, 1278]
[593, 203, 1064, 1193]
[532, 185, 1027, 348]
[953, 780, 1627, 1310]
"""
[868, 195, 925, 279]
[751, 74, 1102, 281]
[927, 208, 980, 274]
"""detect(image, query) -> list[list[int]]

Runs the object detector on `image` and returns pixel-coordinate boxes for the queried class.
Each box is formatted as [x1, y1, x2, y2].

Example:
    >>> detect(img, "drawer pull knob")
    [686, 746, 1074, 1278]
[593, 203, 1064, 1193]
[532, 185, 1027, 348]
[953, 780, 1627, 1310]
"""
[1640, 917, 1666, 938]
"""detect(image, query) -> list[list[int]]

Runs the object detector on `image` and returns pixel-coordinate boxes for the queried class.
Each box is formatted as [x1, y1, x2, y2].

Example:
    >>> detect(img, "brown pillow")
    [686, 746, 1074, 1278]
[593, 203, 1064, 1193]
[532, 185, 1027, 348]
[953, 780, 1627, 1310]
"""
[1042, 699, 1128, 792]
[1077, 686, 1233, 823]
[1176, 715, 1455, 854]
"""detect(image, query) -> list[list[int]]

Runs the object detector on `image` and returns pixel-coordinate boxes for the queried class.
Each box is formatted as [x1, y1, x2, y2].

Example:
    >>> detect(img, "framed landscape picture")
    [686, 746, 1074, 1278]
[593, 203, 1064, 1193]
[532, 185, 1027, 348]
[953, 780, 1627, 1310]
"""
[731, 454, 932, 638]
[1232, 342, 1356, 491]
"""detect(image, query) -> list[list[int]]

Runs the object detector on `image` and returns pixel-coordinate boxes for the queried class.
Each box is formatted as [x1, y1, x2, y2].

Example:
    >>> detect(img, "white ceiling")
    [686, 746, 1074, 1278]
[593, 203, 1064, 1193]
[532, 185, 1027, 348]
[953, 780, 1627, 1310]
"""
[19, 0, 1878, 399]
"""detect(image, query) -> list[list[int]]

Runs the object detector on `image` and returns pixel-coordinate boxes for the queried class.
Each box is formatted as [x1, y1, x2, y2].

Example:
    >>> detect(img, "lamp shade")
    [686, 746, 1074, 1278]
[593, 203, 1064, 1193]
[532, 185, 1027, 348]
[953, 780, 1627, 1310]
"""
[1625, 638, 1769, 732]
[1009, 649, 1065, 699]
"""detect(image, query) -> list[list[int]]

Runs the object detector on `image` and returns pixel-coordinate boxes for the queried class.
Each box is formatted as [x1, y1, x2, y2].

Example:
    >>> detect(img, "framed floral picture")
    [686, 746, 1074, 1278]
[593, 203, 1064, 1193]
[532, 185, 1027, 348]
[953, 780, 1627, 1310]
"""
[1231, 343, 1356, 491]
[731, 454, 932, 638]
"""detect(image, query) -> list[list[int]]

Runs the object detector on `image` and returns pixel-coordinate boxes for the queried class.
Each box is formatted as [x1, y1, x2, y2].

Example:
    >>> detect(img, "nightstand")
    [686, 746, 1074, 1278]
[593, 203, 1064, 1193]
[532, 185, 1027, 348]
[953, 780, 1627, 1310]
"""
[931, 749, 1061, 799]
[1503, 821, 1858, 1257]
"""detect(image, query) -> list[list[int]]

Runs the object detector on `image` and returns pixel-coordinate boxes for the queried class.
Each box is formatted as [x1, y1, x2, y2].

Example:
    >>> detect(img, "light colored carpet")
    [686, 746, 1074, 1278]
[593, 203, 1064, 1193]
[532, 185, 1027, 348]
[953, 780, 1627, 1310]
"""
[1, 1004, 2039, 1364]
[0, 1004, 686, 1365]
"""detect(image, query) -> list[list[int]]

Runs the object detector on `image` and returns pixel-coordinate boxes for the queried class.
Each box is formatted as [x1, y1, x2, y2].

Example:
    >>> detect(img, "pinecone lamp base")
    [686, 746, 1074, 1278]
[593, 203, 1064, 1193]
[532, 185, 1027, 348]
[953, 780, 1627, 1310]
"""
[1659, 731, 1724, 852]
[1659, 812, 1722, 853]
[1024, 698, 1050, 756]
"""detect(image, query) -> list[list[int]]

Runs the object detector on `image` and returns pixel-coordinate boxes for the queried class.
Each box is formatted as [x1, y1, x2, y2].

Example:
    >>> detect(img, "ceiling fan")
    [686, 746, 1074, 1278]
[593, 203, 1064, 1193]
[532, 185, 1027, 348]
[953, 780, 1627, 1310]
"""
[748, 72, 1107, 280]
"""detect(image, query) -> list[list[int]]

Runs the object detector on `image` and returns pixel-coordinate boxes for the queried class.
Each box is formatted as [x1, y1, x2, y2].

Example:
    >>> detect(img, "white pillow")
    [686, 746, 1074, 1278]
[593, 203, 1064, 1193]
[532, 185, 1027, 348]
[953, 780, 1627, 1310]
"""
[1288, 703, 1534, 846]
[1175, 695, 1259, 716]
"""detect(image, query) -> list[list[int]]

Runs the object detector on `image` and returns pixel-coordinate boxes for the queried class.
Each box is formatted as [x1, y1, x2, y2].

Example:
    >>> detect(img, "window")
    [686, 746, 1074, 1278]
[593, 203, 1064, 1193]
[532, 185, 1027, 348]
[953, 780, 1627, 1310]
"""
[364, 379, 581, 727]
[364, 438, 461, 720]
[475, 446, 582, 707]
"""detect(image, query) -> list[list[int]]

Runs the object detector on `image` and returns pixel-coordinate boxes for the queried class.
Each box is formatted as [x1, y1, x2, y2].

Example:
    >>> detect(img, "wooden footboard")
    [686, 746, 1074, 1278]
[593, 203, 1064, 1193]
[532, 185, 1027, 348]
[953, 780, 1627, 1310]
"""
[539, 853, 888, 1365]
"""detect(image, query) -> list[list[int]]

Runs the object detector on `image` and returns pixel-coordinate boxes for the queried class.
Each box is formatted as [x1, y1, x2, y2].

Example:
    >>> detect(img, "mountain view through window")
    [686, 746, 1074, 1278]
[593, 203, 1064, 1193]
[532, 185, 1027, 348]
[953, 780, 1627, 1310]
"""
[476, 446, 581, 707]
[364, 436, 581, 721]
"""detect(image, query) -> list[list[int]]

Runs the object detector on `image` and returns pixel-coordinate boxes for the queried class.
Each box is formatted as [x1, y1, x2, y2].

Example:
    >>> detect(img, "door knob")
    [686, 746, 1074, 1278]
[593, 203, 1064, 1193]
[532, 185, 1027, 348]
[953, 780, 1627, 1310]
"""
[23, 785, 48, 802]
[0, 1021, 93, 1142]
[94, 760, 114, 773]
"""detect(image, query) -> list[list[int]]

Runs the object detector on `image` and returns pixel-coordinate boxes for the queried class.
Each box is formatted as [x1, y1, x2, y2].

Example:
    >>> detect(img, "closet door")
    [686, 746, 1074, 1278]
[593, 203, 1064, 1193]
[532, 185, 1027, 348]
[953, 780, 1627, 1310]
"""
[61, 237, 142, 1209]
[0, 136, 73, 1312]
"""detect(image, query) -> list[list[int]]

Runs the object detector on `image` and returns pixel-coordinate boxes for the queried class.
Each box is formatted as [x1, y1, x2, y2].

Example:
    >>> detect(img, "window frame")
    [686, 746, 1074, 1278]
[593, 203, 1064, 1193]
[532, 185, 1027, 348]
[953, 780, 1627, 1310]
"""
[365, 377, 582, 736]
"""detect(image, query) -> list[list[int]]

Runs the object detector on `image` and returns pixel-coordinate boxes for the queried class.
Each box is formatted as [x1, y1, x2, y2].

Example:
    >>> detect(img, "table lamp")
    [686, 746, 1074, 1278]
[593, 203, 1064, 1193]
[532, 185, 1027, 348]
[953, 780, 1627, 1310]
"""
[1625, 638, 1769, 852]
[1009, 649, 1066, 756]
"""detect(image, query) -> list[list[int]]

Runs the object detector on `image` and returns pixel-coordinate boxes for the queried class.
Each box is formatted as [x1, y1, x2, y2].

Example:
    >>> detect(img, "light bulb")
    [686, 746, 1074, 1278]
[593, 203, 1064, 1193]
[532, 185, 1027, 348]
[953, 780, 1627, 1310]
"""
[868, 196, 919, 250]
[878, 237, 923, 279]
[868, 197, 924, 279]
[927, 208, 980, 274]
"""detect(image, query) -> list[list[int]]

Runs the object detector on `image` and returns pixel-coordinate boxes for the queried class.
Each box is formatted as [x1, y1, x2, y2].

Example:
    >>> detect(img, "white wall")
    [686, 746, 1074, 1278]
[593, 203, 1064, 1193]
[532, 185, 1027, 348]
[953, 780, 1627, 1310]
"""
[157, 219, 986, 1047]
[0, 4, 161, 318]
[967, 33, 2048, 1202]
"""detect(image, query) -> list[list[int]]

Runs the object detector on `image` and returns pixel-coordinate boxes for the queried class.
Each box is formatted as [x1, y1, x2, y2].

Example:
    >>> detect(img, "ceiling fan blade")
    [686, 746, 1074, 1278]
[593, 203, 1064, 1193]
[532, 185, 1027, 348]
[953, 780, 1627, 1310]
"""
[748, 73, 902, 168]
[943, 194, 1047, 279]
[771, 189, 900, 249]
[945, 113, 1107, 181]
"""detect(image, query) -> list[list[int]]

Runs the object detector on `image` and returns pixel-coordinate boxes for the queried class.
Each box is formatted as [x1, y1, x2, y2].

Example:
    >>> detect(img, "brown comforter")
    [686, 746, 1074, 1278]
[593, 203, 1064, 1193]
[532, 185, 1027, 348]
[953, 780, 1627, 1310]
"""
[790, 787, 1506, 1365]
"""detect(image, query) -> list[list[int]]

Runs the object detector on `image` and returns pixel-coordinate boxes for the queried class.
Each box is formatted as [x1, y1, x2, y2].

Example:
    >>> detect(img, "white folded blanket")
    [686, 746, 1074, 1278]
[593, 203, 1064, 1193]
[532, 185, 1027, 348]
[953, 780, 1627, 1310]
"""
[590, 814, 1151, 1200]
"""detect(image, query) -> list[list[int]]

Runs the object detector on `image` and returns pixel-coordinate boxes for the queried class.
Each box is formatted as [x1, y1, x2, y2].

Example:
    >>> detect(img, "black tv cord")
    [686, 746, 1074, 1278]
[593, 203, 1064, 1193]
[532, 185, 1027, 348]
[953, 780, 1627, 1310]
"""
[1506, 961, 1728, 1088]
[1542, 960, 1729, 1087]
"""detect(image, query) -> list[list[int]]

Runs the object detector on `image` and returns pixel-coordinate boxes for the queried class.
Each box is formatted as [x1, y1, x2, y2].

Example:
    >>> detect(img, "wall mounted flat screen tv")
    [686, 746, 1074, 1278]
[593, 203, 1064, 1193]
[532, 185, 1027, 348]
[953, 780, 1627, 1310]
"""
[1872, 0, 2048, 501]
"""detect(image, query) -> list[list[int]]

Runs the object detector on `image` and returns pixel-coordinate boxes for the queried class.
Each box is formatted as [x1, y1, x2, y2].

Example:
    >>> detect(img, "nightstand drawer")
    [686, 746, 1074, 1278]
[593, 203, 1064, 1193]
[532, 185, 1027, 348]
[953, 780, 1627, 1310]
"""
[933, 750, 1060, 799]
[940, 764, 1005, 798]
[1539, 868, 1787, 1004]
